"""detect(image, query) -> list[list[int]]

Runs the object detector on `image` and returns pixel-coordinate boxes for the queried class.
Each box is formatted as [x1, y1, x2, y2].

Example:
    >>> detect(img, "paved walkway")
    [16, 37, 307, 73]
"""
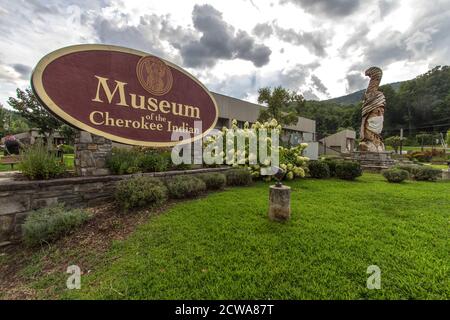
[0, 171, 19, 183]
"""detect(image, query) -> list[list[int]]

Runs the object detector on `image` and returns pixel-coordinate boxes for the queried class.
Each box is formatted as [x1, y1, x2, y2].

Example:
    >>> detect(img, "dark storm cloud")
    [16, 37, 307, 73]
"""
[378, 0, 400, 17]
[279, 0, 361, 17]
[252, 21, 330, 57]
[252, 23, 273, 38]
[311, 75, 330, 96]
[179, 4, 272, 68]
[341, 1, 450, 92]
[273, 25, 329, 57]
[93, 14, 171, 59]
[302, 89, 320, 100]
[12, 64, 32, 80]
[91, 4, 271, 68]
[345, 72, 368, 93]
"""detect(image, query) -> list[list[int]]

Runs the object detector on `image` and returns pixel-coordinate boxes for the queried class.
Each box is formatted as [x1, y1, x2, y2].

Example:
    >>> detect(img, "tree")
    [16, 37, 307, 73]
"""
[60, 124, 76, 145]
[416, 132, 432, 151]
[384, 136, 402, 154]
[257, 87, 303, 127]
[7, 88, 62, 146]
[446, 130, 450, 148]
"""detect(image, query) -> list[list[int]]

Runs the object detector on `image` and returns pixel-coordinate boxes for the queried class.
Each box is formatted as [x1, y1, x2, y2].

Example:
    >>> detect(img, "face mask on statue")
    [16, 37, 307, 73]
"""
[367, 115, 384, 134]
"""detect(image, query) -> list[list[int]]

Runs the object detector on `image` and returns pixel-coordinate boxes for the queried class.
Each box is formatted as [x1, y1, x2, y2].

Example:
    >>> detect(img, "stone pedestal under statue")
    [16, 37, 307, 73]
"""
[268, 185, 291, 222]
[352, 151, 395, 172]
[74, 131, 112, 176]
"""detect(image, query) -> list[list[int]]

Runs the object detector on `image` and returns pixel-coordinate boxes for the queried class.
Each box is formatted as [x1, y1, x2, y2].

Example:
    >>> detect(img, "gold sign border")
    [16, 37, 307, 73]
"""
[31, 44, 219, 147]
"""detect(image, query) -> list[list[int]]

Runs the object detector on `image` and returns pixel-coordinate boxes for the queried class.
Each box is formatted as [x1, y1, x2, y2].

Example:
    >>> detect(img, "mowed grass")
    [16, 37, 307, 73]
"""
[64, 174, 450, 300]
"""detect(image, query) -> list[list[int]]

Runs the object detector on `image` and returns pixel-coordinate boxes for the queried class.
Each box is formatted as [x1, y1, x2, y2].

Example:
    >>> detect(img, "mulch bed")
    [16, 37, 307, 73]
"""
[0, 202, 171, 299]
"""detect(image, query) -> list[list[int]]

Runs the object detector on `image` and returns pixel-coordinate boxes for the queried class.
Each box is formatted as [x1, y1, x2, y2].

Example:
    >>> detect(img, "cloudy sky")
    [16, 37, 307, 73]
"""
[1, 0, 450, 107]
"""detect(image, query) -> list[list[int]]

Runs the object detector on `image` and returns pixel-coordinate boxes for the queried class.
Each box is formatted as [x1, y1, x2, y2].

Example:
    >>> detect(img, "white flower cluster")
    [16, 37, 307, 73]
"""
[204, 119, 309, 181]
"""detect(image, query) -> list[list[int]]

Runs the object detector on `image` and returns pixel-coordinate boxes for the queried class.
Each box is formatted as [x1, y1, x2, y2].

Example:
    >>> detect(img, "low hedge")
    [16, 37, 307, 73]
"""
[335, 162, 362, 180]
[323, 159, 341, 177]
[308, 161, 330, 179]
[413, 167, 442, 181]
[197, 173, 226, 190]
[225, 168, 252, 186]
[382, 168, 409, 183]
[115, 176, 168, 210]
[165, 175, 206, 199]
[394, 164, 441, 181]
[22, 203, 90, 246]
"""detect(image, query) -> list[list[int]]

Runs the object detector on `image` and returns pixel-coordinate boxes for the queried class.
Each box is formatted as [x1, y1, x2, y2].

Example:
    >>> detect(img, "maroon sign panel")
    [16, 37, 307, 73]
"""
[31, 44, 218, 146]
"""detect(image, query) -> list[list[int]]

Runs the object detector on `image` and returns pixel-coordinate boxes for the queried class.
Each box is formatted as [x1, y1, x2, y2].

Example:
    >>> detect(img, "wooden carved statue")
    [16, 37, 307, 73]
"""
[359, 66, 386, 152]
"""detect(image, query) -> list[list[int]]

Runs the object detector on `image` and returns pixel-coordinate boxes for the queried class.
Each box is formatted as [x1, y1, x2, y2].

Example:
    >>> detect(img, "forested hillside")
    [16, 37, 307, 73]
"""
[300, 66, 450, 139]
[327, 82, 402, 105]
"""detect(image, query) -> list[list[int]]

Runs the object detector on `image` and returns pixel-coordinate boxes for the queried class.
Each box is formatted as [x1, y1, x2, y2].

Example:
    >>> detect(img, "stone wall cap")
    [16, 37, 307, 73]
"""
[0, 167, 231, 192]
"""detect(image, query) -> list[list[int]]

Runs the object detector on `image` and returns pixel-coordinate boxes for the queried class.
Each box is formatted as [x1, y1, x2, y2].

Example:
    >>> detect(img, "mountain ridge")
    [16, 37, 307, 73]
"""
[325, 81, 404, 105]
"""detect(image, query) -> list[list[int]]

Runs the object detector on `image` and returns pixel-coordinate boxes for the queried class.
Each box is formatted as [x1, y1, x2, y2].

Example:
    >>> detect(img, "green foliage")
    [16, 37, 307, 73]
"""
[22, 203, 90, 247]
[165, 175, 206, 199]
[257, 87, 304, 127]
[115, 176, 168, 210]
[59, 124, 76, 145]
[197, 173, 226, 190]
[106, 148, 141, 175]
[308, 161, 330, 179]
[19, 143, 66, 180]
[138, 151, 169, 172]
[299, 100, 360, 135]
[335, 161, 362, 180]
[446, 130, 450, 146]
[8, 88, 61, 140]
[59, 144, 74, 154]
[323, 158, 341, 177]
[382, 168, 409, 183]
[225, 168, 253, 186]
[407, 151, 432, 163]
[384, 136, 402, 153]
[394, 164, 442, 181]
[413, 167, 442, 181]
[0, 103, 31, 137]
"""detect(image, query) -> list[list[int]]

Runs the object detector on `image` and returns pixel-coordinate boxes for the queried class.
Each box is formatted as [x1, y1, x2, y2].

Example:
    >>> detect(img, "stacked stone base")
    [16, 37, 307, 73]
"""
[352, 151, 395, 172]
[75, 131, 112, 176]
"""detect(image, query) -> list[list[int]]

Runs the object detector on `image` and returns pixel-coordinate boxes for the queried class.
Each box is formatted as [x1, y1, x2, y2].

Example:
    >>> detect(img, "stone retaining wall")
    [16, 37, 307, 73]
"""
[0, 167, 230, 246]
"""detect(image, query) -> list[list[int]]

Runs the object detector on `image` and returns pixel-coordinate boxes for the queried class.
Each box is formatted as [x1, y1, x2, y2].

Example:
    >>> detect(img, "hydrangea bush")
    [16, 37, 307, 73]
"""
[204, 119, 309, 181]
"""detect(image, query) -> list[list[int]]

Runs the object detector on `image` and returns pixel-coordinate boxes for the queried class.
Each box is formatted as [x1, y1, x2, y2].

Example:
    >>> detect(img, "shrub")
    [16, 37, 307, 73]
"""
[382, 168, 409, 183]
[106, 148, 141, 175]
[394, 164, 441, 181]
[323, 159, 341, 177]
[115, 176, 168, 210]
[308, 161, 330, 179]
[413, 167, 442, 181]
[19, 144, 66, 180]
[165, 175, 206, 199]
[138, 151, 169, 172]
[335, 162, 362, 180]
[395, 164, 421, 178]
[225, 168, 252, 186]
[22, 203, 90, 246]
[197, 173, 226, 190]
[407, 151, 432, 163]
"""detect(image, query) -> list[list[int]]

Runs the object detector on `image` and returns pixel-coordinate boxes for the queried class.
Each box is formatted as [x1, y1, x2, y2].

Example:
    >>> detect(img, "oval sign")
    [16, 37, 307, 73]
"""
[31, 44, 218, 146]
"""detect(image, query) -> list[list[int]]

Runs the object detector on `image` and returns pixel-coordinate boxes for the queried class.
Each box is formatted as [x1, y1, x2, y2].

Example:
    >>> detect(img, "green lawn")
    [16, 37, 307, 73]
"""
[59, 174, 449, 300]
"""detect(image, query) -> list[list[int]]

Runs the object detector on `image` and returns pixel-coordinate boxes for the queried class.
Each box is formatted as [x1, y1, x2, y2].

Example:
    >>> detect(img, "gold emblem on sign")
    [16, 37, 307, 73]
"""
[136, 56, 173, 96]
